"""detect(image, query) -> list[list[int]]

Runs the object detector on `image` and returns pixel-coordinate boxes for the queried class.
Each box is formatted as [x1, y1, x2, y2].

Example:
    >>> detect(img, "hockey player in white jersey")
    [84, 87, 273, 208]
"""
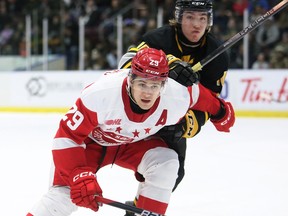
[26, 47, 235, 216]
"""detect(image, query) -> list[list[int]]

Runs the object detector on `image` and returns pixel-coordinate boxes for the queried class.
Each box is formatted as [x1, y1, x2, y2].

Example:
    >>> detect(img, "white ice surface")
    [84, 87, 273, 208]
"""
[1, 113, 287, 216]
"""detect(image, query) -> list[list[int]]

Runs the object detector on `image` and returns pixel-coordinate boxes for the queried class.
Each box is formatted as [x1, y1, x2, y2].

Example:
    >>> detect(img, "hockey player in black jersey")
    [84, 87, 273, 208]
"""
[118, 1, 230, 214]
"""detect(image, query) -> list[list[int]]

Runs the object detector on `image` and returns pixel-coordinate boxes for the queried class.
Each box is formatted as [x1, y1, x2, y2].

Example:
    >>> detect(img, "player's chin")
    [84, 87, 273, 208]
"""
[189, 34, 201, 43]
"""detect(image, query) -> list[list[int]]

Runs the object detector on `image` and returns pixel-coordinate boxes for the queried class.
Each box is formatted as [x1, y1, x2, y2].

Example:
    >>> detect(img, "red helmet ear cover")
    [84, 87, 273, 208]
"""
[131, 48, 169, 81]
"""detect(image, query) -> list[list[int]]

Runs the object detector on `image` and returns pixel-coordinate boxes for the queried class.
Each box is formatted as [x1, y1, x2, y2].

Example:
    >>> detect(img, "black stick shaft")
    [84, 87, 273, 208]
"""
[191, 0, 288, 72]
[96, 196, 165, 216]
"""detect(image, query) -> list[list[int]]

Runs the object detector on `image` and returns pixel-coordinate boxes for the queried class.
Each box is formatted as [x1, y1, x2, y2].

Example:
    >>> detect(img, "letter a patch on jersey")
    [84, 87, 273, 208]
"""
[155, 110, 167, 126]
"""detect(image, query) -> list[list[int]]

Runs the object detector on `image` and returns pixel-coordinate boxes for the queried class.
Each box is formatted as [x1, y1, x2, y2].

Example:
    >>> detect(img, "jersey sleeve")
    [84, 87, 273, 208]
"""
[52, 98, 99, 182]
[118, 42, 181, 70]
[200, 33, 230, 95]
[118, 42, 149, 69]
[191, 84, 221, 116]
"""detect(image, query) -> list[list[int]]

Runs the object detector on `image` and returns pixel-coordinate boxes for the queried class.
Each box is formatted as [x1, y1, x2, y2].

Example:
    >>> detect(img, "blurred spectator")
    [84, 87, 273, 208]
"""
[276, 7, 288, 33]
[248, 0, 269, 13]
[221, 16, 243, 68]
[89, 44, 109, 70]
[222, 16, 239, 42]
[249, 3, 268, 24]
[135, 3, 150, 36]
[0, 23, 14, 53]
[63, 10, 79, 70]
[0, 1, 9, 31]
[159, 0, 174, 23]
[230, 43, 244, 69]
[84, 0, 103, 46]
[98, 0, 124, 44]
[84, 0, 102, 27]
[251, 52, 269, 69]
[106, 45, 117, 69]
[0, 0, 287, 70]
[255, 17, 280, 56]
[269, 45, 288, 69]
[277, 31, 288, 53]
[232, 0, 248, 17]
[48, 14, 62, 54]
[213, 5, 231, 36]
[269, 30, 288, 69]
[122, 18, 142, 51]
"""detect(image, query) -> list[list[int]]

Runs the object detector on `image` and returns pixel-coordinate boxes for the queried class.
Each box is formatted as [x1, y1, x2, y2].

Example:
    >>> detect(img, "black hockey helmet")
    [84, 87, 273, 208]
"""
[175, 0, 213, 29]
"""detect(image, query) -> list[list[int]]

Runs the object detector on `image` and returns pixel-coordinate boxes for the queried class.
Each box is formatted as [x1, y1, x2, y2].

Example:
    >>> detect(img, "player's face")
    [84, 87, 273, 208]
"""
[181, 11, 208, 42]
[131, 78, 162, 110]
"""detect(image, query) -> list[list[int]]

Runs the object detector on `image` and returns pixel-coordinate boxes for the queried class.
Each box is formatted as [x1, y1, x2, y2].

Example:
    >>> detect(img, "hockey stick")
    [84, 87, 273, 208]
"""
[191, 0, 288, 72]
[96, 196, 166, 216]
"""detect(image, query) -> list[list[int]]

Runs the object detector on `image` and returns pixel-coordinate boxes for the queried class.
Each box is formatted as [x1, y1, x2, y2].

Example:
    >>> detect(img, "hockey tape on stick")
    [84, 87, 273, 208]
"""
[96, 196, 166, 216]
[191, 0, 288, 72]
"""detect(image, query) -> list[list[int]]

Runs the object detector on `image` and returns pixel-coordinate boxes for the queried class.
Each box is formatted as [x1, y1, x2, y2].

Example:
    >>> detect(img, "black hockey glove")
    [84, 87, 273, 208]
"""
[169, 61, 200, 87]
[156, 109, 208, 143]
[156, 119, 186, 144]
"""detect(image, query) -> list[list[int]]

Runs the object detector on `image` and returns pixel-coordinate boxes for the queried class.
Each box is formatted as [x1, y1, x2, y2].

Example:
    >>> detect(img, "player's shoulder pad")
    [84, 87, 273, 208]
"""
[143, 25, 175, 47]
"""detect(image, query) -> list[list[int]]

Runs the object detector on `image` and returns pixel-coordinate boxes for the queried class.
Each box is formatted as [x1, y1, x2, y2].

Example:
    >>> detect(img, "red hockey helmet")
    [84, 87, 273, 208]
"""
[131, 48, 169, 81]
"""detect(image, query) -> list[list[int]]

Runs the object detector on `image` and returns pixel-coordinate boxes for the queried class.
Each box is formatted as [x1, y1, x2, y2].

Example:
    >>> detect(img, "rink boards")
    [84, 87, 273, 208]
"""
[0, 69, 287, 117]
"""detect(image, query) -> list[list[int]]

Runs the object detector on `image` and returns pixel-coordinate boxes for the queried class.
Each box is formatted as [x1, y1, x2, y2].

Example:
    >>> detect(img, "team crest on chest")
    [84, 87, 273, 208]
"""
[92, 127, 134, 145]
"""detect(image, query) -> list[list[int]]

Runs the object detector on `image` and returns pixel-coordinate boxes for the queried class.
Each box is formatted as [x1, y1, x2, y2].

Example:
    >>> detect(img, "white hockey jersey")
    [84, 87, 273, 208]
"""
[52, 69, 220, 176]
[83, 69, 198, 146]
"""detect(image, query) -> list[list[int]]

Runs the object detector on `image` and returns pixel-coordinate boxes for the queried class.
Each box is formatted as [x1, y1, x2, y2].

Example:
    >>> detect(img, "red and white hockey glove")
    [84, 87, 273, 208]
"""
[210, 99, 235, 132]
[69, 167, 102, 211]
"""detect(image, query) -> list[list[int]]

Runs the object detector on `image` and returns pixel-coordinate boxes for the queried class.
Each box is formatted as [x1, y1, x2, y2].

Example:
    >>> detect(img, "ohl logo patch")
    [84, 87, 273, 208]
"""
[105, 119, 122, 125]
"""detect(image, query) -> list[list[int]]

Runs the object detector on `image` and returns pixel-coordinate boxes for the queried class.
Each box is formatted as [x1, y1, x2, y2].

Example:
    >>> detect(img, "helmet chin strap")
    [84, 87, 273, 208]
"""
[126, 78, 138, 105]
[179, 39, 201, 48]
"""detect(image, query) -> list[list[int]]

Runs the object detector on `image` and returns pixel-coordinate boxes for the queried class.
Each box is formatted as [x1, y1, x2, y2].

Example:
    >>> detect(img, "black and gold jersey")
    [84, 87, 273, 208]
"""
[119, 24, 229, 95]
[118, 24, 231, 191]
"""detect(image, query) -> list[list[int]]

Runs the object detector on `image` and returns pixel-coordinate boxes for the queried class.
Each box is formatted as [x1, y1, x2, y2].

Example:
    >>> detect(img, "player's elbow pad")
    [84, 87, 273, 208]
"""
[118, 52, 136, 69]
[182, 110, 209, 138]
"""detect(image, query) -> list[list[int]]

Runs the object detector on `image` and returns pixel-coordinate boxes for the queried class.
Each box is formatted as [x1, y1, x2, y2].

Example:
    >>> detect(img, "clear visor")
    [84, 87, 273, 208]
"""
[131, 78, 166, 94]
[129, 70, 168, 82]
[175, 7, 213, 26]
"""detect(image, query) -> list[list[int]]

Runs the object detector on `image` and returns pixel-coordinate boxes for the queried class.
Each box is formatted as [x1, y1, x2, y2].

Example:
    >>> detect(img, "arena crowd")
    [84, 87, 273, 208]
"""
[0, 0, 287, 70]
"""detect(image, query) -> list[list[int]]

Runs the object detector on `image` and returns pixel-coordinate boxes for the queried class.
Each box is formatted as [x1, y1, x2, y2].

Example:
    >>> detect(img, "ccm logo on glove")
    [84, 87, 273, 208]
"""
[73, 171, 95, 182]
[220, 104, 232, 126]
[69, 167, 103, 212]
[210, 99, 235, 132]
